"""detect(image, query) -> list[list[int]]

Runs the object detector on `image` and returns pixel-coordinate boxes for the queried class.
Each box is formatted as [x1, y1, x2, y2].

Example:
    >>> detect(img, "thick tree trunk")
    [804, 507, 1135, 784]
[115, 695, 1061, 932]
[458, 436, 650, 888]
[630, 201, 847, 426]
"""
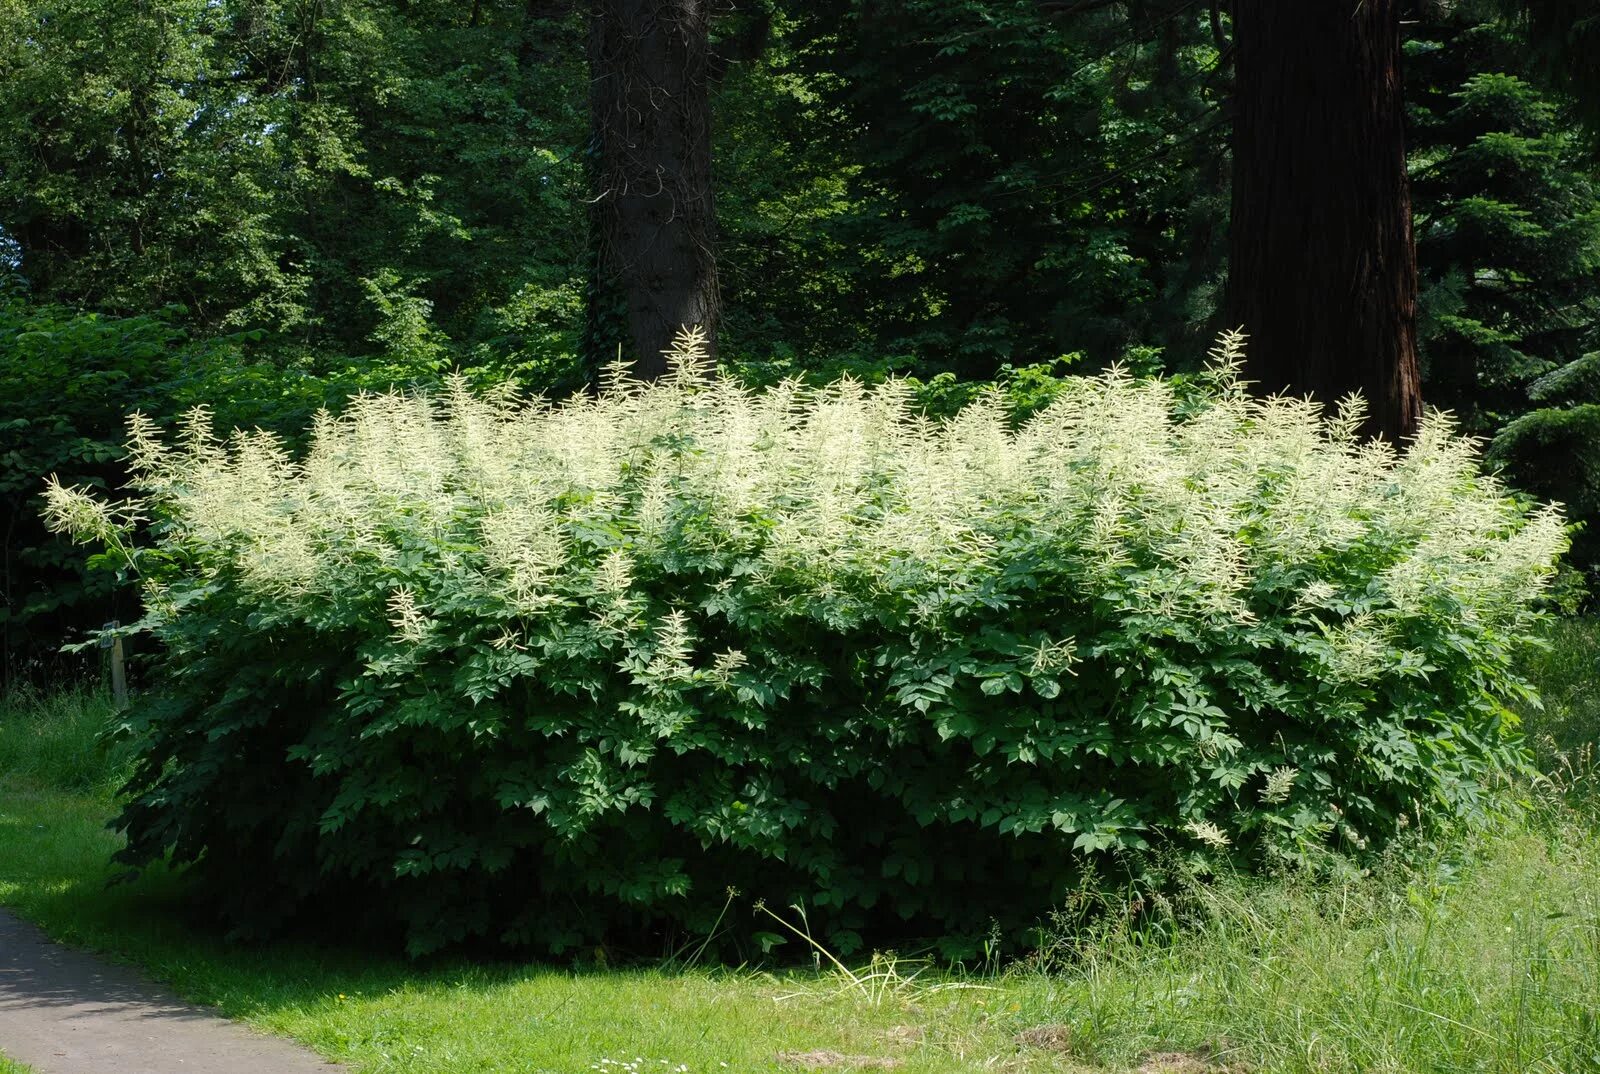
[587, 0, 720, 379]
[1226, 0, 1422, 441]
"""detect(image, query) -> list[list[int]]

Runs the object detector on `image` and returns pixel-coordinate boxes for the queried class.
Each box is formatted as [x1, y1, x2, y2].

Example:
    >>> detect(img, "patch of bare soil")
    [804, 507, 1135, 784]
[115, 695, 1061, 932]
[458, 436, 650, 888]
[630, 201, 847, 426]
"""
[775, 1050, 905, 1070]
[1133, 1044, 1244, 1073]
[1014, 1024, 1074, 1052]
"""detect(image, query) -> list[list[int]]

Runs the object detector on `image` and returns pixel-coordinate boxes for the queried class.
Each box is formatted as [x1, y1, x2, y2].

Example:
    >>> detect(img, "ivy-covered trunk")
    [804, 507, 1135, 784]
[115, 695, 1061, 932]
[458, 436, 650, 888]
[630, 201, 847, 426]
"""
[586, 0, 720, 379]
[1226, 0, 1423, 441]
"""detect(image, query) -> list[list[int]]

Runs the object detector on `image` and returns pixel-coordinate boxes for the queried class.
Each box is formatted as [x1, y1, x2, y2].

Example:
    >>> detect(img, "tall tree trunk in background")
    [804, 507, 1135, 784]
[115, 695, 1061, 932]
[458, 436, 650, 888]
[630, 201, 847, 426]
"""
[587, 0, 719, 379]
[1226, 0, 1422, 441]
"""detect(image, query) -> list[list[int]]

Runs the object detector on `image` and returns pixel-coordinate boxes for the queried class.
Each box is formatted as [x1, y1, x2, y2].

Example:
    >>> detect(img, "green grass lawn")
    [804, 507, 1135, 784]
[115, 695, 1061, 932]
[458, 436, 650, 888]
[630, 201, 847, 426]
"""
[2, 622, 1600, 1074]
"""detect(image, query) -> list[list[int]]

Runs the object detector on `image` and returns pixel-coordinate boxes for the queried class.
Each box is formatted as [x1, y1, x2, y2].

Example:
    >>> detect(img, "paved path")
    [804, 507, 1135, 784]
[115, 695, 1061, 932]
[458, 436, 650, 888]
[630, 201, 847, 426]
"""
[0, 910, 341, 1073]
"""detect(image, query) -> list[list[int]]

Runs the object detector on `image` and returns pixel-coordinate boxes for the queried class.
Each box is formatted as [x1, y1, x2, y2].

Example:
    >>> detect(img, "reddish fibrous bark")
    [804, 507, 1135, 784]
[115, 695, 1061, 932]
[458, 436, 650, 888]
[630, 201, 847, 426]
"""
[587, 0, 720, 379]
[1226, 0, 1423, 441]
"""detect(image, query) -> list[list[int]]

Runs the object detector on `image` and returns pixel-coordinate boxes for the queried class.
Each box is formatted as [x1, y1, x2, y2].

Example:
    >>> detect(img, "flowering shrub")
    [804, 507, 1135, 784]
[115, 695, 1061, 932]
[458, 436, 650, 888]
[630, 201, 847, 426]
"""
[46, 333, 1566, 956]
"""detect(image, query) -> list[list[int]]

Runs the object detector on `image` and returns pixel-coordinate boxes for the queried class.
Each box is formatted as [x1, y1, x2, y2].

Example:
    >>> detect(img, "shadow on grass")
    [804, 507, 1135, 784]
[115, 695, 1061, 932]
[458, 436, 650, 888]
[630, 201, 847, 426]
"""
[0, 781, 413, 1016]
[0, 781, 825, 1030]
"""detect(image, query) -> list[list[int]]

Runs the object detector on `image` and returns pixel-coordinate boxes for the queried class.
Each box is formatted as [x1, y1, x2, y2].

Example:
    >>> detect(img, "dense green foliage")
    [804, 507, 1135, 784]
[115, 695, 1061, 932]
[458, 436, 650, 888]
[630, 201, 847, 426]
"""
[45, 339, 1564, 955]
[0, 0, 588, 358]
[779, 0, 1229, 374]
[0, 298, 181, 674]
[5, 0, 1600, 668]
[4, 624, 1600, 1070]
[0, 295, 461, 676]
[1, 0, 1597, 974]
[1410, 17, 1600, 582]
